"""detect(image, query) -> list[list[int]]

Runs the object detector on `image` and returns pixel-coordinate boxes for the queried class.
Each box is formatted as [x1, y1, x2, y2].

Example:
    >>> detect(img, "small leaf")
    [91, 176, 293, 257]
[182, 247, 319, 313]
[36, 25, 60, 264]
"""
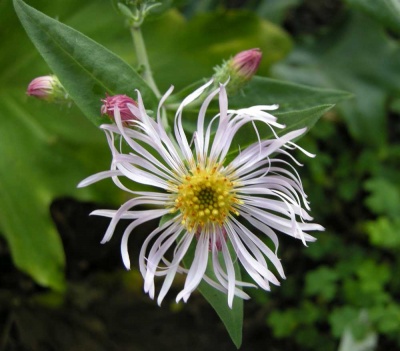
[338, 310, 378, 351]
[305, 266, 338, 301]
[356, 260, 390, 293]
[330, 306, 359, 337]
[267, 308, 299, 337]
[13, 0, 158, 126]
[365, 217, 400, 249]
[369, 304, 400, 334]
[364, 178, 400, 218]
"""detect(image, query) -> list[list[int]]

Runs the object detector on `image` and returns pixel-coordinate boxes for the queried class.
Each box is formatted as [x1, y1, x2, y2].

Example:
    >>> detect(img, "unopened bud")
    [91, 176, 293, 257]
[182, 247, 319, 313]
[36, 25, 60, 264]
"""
[213, 48, 262, 94]
[26, 75, 68, 102]
[101, 94, 138, 124]
[231, 48, 262, 79]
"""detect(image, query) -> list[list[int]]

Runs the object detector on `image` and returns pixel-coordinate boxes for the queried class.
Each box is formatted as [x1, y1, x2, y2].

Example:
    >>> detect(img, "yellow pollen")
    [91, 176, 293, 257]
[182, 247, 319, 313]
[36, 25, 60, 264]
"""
[174, 165, 238, 231]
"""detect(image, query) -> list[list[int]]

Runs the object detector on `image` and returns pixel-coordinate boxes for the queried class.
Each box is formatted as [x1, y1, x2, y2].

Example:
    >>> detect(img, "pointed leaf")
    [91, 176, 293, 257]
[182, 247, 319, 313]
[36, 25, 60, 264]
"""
[230, 76, 352, 112]
[13, 0, 158, 126]
[225, 104, 335, 163]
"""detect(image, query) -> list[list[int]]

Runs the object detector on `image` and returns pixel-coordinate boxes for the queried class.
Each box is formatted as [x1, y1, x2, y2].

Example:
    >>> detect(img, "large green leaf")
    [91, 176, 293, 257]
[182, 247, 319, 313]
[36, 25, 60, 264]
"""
[171, 76, 351, 112]
[226, 104, 335, 163]
[0, 92, 118, 290]
[13, 0, 158, 126]
[273, 12, 400, 146]
[171, 76, 349, 162]
[230, 76, 351, 111]
[0, 0, 131, 291]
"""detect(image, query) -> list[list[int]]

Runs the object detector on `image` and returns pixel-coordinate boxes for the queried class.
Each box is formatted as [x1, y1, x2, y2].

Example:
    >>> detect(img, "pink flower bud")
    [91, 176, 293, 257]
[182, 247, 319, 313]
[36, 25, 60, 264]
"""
[101, 94, 138, 124]
[27, 75, 66, 101]
[213, 48, 262, 95]
[231, 48, 262, 79]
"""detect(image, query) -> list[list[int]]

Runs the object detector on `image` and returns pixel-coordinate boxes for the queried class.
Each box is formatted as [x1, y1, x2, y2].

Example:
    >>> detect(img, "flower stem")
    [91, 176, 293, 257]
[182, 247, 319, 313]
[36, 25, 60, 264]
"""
[130, 26, 161, 99]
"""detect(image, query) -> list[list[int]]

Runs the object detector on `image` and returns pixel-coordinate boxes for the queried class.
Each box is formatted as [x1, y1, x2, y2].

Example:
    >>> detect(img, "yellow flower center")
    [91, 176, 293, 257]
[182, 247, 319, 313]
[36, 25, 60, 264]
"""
[173, 165, 239, 231]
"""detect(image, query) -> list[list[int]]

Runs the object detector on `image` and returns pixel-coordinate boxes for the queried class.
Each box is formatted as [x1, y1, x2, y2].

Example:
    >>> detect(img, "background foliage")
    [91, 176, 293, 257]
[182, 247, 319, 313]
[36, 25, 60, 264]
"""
[1, 0, 399, 350]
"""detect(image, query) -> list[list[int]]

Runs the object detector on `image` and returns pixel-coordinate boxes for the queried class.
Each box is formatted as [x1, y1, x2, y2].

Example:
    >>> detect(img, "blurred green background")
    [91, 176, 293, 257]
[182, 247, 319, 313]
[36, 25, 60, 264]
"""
[1, 0, 400, 350]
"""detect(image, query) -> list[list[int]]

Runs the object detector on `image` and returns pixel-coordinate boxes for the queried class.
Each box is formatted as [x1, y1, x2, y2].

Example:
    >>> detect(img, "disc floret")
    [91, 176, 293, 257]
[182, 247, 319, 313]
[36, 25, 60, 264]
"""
[173, 165, 238, 231]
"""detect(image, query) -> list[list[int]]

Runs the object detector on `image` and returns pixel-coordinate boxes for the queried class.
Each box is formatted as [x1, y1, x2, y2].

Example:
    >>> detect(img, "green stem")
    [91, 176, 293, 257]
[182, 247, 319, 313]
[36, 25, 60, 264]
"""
[130, 25, 173, 133]
[130, 26, 161, 99]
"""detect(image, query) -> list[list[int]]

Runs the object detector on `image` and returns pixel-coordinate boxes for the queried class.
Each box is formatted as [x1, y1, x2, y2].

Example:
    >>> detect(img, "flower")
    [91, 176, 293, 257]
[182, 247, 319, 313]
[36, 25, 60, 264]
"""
[101, 94, 138, 124]
[26, 75, 67, 102]
[79, 80, 324, 307]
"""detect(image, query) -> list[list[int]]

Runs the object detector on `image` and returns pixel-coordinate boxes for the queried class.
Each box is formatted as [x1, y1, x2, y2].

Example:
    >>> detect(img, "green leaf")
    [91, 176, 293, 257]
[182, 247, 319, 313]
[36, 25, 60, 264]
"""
[364, 178, 400, 218]
[0, 0, 145, 290]
[273, 12, 400, 146]
[0, 91, 119, 290]
[356, 260, 390, 293]
[345, 0, 400, 34]
[305, 266, 338, 301]
[369, 304, 400, 334]
[330, 306, 359, 337]
[338, 310, 378, 351]
[267, 308, 299, 337]
[13, 0, 158, 126]
[171, 76, 349, 163]
[230, 76, 352, 112]
[225, 104, 335, 164]
[365, 217, 400, 249]
[183, 241, 243, 348]
[267, 302, 321, 339]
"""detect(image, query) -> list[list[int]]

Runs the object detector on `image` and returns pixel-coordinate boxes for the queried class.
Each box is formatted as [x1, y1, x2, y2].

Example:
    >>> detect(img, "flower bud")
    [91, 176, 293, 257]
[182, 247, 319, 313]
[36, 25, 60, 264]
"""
[26, 75, 68, 102]
[213, 48, 262, 95]
[231, 48, 262, 80]
[101, 94, 138, 124]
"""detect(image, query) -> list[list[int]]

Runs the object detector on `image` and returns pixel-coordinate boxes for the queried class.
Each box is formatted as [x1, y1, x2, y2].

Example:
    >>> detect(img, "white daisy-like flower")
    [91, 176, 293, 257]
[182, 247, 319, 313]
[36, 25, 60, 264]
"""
[79, 80, 324, 308]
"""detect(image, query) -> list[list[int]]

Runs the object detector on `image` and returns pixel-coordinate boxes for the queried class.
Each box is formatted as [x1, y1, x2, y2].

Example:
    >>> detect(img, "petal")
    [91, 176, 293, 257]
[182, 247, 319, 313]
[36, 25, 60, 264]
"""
[176, 232, 209, 303]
